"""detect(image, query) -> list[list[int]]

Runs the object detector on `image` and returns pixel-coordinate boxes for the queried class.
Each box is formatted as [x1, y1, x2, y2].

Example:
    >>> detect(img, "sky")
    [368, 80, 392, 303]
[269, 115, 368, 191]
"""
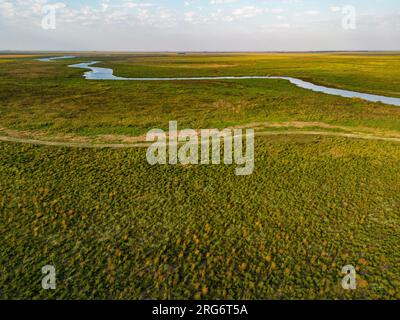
[0, 0, 399, 51]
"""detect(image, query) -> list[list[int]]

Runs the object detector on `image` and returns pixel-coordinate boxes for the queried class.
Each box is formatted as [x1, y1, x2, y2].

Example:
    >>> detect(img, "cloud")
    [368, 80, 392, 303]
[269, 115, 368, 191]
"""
[0, 0, 399, 51]
[232, 6, 267, 19]
[330, 6, 342, 13]
[0, 1, 15, 18]
[184, 11, 208, 24]
[210, 0, 237, 4]
[271, 8, 285, 14]
[306, 10, 319, 15]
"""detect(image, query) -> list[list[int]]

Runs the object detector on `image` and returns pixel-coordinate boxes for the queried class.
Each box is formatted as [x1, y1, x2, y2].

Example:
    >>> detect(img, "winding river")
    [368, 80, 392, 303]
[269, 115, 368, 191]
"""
[38, 56, 77, 62]
[38, 56, 400, 107]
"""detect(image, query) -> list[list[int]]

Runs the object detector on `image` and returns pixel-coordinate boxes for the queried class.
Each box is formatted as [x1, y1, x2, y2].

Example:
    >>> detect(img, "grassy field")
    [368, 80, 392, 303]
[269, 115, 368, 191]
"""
[0, 52, 399, 299]
[1, 53, 400, 141]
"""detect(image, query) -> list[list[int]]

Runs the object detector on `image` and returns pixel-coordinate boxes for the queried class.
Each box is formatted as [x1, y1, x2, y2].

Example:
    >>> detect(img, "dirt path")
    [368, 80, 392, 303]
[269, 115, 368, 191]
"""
[0, 135, 148, 148]
[1, 130, 400, 149]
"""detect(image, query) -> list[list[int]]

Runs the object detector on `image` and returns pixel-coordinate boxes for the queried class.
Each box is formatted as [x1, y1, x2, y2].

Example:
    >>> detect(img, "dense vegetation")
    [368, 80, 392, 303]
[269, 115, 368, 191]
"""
[0, 53, 399, 299]
[1, 53, 400, 140]
[1, 136, 399, 299]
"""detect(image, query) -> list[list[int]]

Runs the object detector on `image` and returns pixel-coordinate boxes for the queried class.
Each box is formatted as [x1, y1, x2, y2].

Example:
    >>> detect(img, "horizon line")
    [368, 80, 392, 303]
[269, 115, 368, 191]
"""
[2, 50, 400, 54]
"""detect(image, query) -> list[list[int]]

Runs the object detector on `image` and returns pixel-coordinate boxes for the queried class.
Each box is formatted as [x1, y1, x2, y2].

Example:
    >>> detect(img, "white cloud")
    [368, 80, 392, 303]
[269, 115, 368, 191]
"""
[271, 8, 285, 14]
[0, 0, 399, 51]
[232, 6, 267, 19]
[306, 10, 319, 15]
[0, 1, 15, 18]
[330, 6, 342, 13]
[210, 0, 237, 4]
[184, 11, 208, 24]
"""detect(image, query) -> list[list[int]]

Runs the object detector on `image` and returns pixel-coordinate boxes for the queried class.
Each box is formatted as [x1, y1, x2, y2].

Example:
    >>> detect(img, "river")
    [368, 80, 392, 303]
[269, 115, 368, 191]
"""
[38, 56, 400, 107]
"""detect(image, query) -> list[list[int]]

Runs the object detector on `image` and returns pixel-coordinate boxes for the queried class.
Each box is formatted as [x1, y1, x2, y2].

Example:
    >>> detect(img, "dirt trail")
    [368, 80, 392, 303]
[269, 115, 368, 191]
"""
[0, 135, 149, 148]
[1, 130, 400, 149]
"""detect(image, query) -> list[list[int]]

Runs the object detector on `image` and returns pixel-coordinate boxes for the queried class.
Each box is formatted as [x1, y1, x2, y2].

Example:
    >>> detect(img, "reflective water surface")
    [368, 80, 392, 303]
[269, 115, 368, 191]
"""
[39, 58, 400, 107]
[69, 61, 400, 107]
[37, 56, 76, 62]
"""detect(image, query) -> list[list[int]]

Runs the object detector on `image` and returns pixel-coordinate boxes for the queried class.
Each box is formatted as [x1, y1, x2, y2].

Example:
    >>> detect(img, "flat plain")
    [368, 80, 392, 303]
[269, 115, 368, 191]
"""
[0, 52, 399, 299]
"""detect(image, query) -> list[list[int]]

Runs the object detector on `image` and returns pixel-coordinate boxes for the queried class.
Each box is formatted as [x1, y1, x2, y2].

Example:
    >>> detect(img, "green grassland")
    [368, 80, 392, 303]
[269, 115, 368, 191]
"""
[1, 136, 399, 299]
[0, 52, 399, 299]
[104, 52, 400, 97]
[1, 53, 400, 140]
